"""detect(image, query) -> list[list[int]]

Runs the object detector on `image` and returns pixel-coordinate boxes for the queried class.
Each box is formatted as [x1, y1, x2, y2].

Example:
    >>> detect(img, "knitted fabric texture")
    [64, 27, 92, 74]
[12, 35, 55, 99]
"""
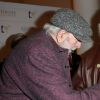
[50, 8, 93, 42]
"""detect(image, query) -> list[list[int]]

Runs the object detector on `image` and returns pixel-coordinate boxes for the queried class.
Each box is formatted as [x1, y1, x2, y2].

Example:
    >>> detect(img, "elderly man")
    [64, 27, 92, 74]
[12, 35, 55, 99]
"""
[0, 8, 100, 100]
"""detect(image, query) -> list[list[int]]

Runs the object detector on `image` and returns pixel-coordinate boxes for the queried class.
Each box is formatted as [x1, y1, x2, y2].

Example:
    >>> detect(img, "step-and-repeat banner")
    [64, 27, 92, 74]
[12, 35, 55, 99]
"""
[0, 1, 59, 48]
[0, 1, 59, 61]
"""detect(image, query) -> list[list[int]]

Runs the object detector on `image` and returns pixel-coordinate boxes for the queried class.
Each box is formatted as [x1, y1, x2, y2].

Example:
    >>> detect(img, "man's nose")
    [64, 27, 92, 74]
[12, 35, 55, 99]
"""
[76, 41, 81, 48]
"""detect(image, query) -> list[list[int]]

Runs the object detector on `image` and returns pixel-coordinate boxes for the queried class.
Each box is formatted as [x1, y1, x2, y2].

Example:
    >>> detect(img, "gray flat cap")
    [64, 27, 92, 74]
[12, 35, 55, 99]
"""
[50, 8, 93, 42]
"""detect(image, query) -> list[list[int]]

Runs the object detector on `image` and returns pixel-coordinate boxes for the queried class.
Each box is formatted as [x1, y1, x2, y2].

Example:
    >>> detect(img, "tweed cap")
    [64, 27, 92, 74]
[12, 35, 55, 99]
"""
[50, 8, 93, 42]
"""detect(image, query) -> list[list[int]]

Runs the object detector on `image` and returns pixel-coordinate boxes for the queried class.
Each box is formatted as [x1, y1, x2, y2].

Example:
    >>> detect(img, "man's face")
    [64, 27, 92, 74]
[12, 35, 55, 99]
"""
[57, 31, 81, 50]
[65, 33, 81, 50]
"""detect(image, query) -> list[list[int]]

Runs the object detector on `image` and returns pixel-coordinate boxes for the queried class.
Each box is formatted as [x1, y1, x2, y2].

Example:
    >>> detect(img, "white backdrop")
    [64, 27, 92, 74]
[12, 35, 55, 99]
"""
[0, 1, 59, 48]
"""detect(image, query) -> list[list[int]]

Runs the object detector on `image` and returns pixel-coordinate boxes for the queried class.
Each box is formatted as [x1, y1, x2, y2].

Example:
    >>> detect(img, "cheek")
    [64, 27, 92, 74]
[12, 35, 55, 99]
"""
[68, 34, 77, 44]
[68, 36, 77, 45]
[70, 41, 79, 49]
[69, 40, 77, 45]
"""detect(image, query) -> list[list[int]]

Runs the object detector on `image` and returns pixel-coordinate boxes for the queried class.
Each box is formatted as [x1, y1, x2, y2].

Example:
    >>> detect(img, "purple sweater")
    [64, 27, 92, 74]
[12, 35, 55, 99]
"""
[0, 30, 100, 100]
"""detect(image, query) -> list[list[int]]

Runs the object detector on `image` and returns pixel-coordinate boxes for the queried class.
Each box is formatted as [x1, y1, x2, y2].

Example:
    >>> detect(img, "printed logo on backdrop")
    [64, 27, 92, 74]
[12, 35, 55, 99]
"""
[0, 8, 37, 22]
[0, 9, 16, 17]
[0, 25, 11, 33]
[28, 11, 36, 19]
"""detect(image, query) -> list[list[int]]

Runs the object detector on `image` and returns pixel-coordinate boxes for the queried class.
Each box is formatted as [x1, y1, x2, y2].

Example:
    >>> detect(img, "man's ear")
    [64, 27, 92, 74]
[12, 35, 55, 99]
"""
[56, 30, 67, 43]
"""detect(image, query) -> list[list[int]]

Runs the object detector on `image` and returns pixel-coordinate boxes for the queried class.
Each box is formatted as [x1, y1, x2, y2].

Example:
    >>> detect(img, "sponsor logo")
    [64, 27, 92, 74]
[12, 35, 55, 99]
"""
[0, 25, 10, 33]
[0, 9, 16, 17]
[28, 11, 36, 19]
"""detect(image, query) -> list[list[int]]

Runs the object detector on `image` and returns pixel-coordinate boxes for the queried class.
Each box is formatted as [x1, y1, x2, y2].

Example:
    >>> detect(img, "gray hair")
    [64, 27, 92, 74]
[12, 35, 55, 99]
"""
[43, 23, 61, 35]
